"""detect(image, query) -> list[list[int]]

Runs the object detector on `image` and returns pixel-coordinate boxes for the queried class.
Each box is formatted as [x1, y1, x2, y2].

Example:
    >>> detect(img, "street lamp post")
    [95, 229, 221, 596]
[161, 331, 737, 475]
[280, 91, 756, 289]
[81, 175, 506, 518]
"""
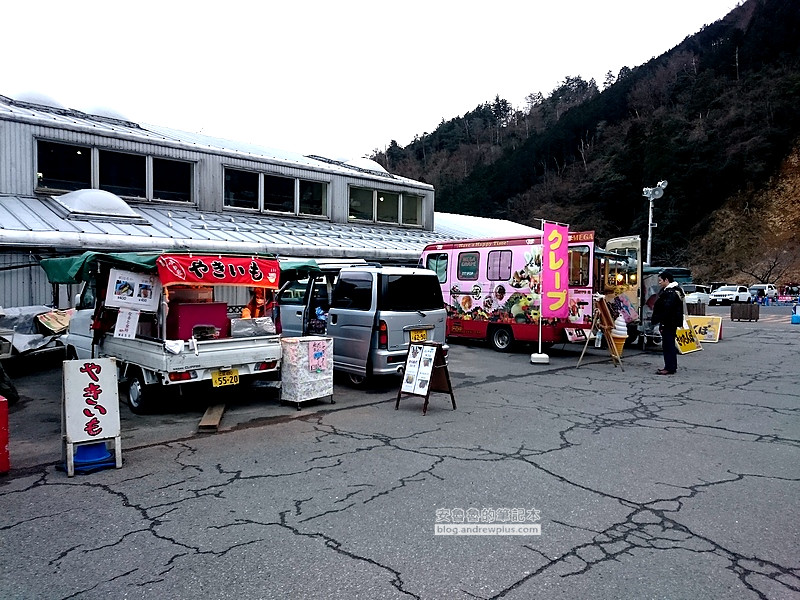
[642, 180, 668, 265]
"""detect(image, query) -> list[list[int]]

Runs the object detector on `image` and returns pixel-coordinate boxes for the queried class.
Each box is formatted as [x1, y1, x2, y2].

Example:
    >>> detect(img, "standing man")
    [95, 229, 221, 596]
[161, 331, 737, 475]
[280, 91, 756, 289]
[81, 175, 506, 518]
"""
[651, 269, 684, 375]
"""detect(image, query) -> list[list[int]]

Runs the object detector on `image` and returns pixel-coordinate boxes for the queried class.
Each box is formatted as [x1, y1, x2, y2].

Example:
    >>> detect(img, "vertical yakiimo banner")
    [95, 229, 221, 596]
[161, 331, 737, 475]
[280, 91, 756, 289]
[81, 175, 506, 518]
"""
[541, 221, 569, 319]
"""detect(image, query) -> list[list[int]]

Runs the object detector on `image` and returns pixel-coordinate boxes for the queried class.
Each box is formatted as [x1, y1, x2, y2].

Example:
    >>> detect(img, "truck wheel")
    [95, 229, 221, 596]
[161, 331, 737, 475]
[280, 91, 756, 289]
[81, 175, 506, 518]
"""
[489, 326, 514, 352]
[127, 369, 151, 414]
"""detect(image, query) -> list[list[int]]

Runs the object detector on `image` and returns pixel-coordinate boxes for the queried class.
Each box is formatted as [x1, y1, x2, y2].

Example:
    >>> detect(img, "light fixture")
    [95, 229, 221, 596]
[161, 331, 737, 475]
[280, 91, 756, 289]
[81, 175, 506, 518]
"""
[642, 180, 668, 265]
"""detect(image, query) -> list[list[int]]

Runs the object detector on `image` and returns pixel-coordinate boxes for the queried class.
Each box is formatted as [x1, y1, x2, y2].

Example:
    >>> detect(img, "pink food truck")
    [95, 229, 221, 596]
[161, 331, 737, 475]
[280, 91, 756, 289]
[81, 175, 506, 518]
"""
[420, 231, 596, 351]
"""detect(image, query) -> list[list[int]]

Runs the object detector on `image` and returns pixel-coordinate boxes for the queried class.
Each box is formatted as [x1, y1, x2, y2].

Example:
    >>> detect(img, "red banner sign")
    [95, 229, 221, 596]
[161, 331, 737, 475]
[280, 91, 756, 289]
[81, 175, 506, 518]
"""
[156, 255, 280, 289]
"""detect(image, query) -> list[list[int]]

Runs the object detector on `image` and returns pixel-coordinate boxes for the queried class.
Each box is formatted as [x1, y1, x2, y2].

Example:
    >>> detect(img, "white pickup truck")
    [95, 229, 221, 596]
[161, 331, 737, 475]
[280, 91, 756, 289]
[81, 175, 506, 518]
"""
[41, 252, 283, 413]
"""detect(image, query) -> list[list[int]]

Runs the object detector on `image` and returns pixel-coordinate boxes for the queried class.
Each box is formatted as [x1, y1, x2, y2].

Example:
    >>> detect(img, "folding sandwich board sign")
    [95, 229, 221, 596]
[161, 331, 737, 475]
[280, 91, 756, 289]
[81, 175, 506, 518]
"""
[396, 342, 456, 415]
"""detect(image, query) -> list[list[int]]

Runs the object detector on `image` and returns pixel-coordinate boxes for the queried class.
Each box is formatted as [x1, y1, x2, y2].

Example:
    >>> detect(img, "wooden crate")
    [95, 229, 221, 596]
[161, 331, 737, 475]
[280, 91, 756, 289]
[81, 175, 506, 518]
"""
[730, 303, 759, 321]
[686, 303, 706, 316]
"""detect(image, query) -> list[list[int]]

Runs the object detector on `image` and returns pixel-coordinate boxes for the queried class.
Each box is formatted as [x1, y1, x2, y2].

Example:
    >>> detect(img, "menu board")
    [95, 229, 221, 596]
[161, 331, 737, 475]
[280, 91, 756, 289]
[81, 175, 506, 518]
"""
[396, 342, 456, 415]
[105, 268, 161, 312]
[401, 344, 437, 395]
[113, 308, 140, 339]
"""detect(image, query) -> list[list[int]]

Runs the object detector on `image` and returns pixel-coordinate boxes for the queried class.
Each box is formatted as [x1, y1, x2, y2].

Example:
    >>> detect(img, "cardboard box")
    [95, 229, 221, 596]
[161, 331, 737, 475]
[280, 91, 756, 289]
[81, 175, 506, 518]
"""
[168, 287, 213, 303]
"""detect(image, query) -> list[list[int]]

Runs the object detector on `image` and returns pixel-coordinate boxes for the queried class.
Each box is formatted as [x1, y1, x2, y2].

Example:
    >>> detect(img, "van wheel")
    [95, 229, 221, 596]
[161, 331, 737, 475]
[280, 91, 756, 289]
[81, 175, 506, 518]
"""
[346, 373, 369, 387]
[489, 326, 514, 352]
[127, 369, 151, 415]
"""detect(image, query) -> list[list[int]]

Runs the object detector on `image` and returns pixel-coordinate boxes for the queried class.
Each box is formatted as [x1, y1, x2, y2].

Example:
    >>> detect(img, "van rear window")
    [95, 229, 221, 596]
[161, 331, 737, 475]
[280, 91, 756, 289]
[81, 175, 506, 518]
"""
[379, 274, 444, 311]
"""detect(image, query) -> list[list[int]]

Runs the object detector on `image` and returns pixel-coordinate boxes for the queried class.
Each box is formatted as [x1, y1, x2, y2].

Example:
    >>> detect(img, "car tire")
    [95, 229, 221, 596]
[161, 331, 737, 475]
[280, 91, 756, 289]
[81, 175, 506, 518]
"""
[489, 326, 514, 352]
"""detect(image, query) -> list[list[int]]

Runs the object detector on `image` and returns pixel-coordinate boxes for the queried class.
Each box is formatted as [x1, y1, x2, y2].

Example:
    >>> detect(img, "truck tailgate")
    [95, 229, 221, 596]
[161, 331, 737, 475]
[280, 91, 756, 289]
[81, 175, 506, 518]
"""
[97, 335, 282, 374]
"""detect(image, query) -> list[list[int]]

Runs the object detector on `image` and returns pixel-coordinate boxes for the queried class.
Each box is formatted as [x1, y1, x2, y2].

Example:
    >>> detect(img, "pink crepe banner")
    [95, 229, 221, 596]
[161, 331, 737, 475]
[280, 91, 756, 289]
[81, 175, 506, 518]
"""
[541, 222, 569, 318]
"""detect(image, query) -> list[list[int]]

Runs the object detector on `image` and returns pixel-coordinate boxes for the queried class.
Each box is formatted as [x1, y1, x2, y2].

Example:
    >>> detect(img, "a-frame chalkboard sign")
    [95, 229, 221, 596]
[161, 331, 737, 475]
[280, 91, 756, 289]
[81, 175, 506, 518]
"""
[577, 297, 624, 371]
[395, 342, 456, 415]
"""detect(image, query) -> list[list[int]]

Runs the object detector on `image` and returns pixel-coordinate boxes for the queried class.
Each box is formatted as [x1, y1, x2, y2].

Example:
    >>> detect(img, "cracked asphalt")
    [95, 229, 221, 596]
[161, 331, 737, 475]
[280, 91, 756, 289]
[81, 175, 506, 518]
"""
[1, 306, 798, 599]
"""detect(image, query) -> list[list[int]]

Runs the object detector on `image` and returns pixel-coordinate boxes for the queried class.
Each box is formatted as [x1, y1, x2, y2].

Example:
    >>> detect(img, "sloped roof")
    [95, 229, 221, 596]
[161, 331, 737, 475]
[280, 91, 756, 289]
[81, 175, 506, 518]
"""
[0, 194, 446, 261]
[0, 195, 539, 261]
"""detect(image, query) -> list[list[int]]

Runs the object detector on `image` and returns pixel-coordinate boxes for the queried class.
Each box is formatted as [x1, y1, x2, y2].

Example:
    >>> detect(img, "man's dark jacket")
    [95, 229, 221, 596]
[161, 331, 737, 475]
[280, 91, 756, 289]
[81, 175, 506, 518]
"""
[652, 285, 684, 329]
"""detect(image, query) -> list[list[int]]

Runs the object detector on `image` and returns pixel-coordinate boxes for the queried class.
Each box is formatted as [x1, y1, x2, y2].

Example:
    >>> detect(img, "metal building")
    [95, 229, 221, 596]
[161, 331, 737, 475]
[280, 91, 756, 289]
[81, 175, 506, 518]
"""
[0, 94, 539, 310]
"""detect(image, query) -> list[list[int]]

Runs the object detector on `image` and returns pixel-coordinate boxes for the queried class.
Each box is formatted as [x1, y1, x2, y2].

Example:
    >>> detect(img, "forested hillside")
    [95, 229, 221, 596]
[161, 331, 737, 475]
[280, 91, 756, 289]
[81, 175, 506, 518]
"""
[372, 0, 800, 283]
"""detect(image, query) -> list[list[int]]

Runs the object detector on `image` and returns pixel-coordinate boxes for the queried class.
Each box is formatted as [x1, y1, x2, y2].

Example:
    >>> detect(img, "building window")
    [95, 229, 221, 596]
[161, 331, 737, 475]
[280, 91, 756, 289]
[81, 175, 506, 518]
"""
[376, 191, 399, 223]
[263, 174, 294, 213]
[458, 252, 480, 281]
[402, 194, 422, 225]
[153, 158, 192, 202]
[37, 141, 91, 191]
[99, 150, 146, 198]
[487, 250, 512, 281]
[224, 168, 259, 209]
[349, 187, 373, 221]
[299, 180, 327, 216]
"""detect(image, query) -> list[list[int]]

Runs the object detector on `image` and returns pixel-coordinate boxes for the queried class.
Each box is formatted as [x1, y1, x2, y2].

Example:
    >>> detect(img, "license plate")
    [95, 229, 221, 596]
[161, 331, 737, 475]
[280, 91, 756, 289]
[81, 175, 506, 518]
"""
[410, 329, 427, 342]
[212, 369, 239, 387]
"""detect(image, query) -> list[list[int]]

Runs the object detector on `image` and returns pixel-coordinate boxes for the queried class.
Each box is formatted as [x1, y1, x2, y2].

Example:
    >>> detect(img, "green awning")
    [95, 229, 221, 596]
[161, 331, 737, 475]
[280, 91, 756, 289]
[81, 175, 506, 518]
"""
[40, 252, 162, 284]
[278, 257, 321, 282]
[42, 252, 316, 285]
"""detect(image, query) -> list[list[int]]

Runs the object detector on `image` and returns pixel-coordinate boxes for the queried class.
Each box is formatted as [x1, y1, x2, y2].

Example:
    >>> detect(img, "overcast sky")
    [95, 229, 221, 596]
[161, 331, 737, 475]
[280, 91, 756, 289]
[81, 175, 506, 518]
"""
[2, 0, 740, 160]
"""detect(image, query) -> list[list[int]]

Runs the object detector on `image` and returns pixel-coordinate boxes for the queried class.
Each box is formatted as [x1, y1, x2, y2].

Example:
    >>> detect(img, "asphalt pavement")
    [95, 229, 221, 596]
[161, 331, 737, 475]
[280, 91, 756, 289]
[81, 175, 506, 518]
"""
[1, 305, 798, 599]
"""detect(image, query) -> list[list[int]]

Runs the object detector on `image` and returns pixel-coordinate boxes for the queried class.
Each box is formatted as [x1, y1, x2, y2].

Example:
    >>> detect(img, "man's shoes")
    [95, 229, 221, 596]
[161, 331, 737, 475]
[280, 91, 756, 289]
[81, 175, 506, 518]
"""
[655, 369, 675, 375]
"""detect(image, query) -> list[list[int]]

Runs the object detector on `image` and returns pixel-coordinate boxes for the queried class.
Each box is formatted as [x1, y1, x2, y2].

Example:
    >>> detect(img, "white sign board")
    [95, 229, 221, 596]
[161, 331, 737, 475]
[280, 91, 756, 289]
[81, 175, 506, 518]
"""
[114, 308, 140, 339]
[63, 357, 121, 443]
[401, 344, 437, 395]
[105, 268, 161, 312]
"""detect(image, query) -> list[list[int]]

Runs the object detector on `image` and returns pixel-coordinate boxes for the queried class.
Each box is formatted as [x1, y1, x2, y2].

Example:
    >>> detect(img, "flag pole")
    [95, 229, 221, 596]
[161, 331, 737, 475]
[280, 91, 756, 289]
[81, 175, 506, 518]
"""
[531, 218, 550, 364]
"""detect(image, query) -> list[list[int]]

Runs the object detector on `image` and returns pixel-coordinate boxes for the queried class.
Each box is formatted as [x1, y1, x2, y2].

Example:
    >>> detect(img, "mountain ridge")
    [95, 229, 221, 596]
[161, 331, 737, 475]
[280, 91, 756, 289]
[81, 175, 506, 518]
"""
[373, 0, 800, 284]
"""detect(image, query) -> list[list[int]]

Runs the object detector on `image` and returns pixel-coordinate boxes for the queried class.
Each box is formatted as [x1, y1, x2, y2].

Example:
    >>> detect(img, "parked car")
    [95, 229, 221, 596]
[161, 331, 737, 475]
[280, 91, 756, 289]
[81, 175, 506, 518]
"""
[682, 283, 711, 305]
[708, 285, 750, 305]
[748, 283, 778, 302]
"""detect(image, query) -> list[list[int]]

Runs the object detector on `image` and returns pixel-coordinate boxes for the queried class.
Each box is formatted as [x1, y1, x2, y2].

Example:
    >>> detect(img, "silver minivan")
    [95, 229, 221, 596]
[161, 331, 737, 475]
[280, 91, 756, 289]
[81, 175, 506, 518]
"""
[279, 264, 448, 385]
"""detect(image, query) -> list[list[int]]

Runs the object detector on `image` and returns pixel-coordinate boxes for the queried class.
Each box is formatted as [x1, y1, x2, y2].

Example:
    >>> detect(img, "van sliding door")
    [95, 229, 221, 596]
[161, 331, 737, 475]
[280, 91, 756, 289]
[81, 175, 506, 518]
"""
[327, 272, 375, 374]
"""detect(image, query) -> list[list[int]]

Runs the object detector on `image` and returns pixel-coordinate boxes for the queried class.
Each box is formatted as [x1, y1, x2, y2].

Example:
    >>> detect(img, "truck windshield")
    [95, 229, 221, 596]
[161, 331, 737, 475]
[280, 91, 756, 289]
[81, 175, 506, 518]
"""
[380, 274, 444, 311]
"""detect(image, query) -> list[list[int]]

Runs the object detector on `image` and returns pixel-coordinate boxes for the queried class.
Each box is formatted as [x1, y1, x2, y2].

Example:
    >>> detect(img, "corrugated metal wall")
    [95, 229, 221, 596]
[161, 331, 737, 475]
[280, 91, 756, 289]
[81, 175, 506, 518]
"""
[0, 121, 35, 196]
[0, 252, 52, 308]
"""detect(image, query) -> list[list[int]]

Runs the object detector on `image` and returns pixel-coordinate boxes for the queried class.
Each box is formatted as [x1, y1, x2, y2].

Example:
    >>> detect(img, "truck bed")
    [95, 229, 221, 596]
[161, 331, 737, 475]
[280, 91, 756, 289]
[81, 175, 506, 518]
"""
[95, 333, 282, 381]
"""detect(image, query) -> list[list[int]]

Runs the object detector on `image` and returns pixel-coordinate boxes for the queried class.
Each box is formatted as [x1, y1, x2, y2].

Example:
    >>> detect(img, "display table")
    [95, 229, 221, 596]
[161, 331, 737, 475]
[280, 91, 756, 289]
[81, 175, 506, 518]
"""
[280, 336, 334, 410]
